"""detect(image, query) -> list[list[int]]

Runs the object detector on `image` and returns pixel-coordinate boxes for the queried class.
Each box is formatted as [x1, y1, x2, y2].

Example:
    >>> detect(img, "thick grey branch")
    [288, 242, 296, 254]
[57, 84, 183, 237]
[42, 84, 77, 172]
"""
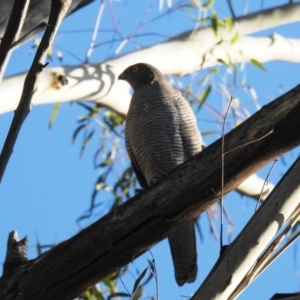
[1, 83, 300, 299]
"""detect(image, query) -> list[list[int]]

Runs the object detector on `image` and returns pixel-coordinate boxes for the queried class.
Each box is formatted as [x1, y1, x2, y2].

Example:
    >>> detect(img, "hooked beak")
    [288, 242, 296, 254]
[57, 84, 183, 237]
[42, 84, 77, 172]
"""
[118, 71, 127, 81]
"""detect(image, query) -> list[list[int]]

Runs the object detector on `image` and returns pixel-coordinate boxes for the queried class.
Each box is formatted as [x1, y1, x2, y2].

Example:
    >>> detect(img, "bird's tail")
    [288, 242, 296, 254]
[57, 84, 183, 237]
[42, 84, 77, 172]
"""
[168, 220, 198, 286]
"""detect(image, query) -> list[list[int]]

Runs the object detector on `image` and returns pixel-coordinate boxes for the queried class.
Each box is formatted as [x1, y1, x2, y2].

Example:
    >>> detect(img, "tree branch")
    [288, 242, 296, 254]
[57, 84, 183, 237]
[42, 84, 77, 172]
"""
[1, 3, 300, 116]
[1, 231, 28, 279]
[1, 83, 300, 299]
[0, 0, 29, 82]
[235, 173, 274, 201]
[0, 0, 71, 183]
[192, 157, 300, 299]
[0, 0, 94, 39]
[226, 0, 235, 19]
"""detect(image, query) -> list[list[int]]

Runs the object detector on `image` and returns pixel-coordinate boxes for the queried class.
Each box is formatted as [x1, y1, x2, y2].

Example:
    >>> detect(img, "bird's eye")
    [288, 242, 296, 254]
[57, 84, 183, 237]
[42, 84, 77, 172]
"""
[132, 66, 138, 72]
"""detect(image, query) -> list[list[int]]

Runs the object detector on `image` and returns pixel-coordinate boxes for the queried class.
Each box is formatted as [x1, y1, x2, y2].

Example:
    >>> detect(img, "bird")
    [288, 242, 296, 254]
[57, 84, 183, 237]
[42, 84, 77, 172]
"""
[118, 63, 202, 286]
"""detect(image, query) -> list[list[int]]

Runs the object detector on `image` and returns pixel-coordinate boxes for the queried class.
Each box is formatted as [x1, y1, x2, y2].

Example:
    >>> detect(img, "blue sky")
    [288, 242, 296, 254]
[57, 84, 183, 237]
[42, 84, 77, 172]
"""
[0, 0, 299, 299]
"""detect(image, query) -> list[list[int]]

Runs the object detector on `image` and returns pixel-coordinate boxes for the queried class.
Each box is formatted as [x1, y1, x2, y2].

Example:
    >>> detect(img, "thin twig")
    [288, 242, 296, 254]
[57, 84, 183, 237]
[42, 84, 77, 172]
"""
[117, 268, 131, 296]
[0, 0, 29, 82]
[112, 0, 155, 55]
[0, 0, 71, 184]
[222, 205, 234, 243]
[220, 97, 234, 250]
[85, 0, 106, 62]
[224, 129, 274, 155]
[148, 250, 159, 300]
[226, 0, 236, 19]
[206, 208, 219, 240]
[255, 159, 277, 211]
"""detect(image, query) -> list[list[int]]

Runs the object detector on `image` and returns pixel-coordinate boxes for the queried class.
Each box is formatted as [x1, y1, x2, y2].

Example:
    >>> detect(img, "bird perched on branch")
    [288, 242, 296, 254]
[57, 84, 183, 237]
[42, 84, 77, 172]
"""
[118, 63, 202, 286]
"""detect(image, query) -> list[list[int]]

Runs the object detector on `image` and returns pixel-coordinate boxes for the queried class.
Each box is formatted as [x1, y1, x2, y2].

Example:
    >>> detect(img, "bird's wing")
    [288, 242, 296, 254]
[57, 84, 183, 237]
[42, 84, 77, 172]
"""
[175, 91, 203, 158]
[165, 89, 200, 286]
[125, 127, 148, 189]
[130, 155, 148, 189]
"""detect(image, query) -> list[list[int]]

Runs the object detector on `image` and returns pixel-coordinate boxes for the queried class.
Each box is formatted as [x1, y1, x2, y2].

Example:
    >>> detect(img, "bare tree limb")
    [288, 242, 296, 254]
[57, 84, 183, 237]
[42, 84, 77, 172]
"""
[231, 2, 300, 35]
[0, 83, 300, 300]
[85, 0, 106, 62]
[0, 0, 94, 38]
[1, 3, 300, 116]
[1, 3, 294, 206]
[192, 157, 300, 299]
[0, 0, 29, 82]
[0, 0, 72, 183]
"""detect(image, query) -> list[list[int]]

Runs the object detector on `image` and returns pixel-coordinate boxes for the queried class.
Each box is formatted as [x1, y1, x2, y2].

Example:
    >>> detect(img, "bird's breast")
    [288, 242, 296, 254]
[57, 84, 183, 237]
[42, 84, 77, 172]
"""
[126, 90, 185, 183]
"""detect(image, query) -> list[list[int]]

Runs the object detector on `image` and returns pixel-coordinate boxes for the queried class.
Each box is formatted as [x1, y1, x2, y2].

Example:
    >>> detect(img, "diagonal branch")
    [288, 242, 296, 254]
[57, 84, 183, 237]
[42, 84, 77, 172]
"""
[0, 0, 29, 82]
[192, 157, 300, 299]
[0, 0, 72, 183]
[1, 3, 300, 116]
[1, 83, 300, 299]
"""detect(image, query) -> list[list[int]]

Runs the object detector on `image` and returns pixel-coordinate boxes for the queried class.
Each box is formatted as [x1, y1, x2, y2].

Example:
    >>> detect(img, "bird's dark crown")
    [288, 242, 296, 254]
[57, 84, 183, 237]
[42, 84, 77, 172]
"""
[118, 63, 165, 89]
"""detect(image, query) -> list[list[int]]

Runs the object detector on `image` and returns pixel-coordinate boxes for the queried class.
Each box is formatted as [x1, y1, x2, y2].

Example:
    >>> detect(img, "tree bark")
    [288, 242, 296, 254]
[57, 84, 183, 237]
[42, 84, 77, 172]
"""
[192, 157, 300, 299]
[1, 3, 300, 116]
[0, 0, 94, 38]
[0, 0, 29, 81]
[0, 0, 72, 183]
[1, 82, 300, 300]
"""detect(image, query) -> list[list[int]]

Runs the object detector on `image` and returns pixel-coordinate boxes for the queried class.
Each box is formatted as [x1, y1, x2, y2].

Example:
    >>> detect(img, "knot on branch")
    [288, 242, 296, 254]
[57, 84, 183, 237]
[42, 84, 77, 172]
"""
[2, 231, 28, 278]
[52, 72, 68, 88]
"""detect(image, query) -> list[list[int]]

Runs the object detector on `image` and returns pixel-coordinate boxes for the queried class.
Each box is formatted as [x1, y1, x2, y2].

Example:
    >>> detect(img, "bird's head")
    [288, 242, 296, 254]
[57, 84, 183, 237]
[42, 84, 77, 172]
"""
[118, 63, 165, 90]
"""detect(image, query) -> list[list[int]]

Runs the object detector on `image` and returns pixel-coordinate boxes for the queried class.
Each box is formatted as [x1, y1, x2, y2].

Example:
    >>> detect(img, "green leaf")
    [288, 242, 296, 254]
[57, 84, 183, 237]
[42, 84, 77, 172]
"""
[97, 159, 113, 167]
[109, 292, 131, 299]
[81, 290, 92, 300]
[210, 67, 219, 74]
[87, 286, 105, 300]
[80, 129, 95, 157]
[210, 14, 218, 36]
[132, 287, 142, 300]
[203, 0, 215, 8]
[104, 111, 124, 126]
[72, 124, 86, 144]
[48, 102, 61, 129]
[77, 101, 95, 113]
[217, 58, 229, 67]
[102, 276, 118, 292]
[202, 130, 216, 136]
[250, 59, 267, 71]
[197, 85, 211, 112]
[230, 31, 239, 44]
[224, 17, 233, 31]
[132, 266, 148, 296]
